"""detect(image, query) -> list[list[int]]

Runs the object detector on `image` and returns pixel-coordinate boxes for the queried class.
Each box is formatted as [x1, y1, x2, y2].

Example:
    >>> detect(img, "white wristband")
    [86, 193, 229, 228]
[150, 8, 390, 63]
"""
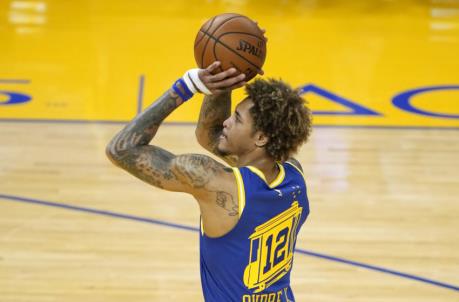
[183, 68, 213, 95]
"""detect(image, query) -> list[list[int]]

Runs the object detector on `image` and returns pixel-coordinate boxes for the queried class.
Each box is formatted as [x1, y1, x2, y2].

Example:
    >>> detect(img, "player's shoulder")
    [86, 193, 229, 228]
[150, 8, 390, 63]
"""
[285, 157, 303, 173]
[172, 153, 235, 187]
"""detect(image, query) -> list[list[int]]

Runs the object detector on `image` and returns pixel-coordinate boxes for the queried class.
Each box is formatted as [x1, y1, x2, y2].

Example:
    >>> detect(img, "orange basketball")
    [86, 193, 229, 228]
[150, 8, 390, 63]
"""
[194, 13, 267, 81]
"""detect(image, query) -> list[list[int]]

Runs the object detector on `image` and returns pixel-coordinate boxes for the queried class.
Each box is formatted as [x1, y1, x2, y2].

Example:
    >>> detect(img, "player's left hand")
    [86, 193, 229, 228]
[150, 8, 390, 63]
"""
[198, 61, 246, 95]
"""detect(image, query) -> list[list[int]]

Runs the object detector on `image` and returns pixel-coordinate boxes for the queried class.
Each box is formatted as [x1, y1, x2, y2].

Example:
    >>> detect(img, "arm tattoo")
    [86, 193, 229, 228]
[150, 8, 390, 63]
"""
[106, 85, 234, 197]
[196, 92, 230, 148]
[106, 89, 183, 188]
[216, 191, 238, 216]
[195, 92, 238, 165]
[173, 154, 222, 188]
[114, 145, 178, 189]
[108, 89, 181, 157]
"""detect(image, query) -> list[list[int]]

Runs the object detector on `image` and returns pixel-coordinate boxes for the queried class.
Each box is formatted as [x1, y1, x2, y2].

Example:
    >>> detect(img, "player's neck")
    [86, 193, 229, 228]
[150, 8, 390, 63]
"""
[237, 155, 279, 183]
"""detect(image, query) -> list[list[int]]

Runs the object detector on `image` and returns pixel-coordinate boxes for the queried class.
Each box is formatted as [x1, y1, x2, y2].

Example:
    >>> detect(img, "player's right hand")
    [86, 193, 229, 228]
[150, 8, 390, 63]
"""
[198, 61, 246, 95]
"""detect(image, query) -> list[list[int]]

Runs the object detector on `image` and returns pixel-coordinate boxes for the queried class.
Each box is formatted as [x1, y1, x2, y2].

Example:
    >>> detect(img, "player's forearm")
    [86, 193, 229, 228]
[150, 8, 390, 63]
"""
[195, 91, 231, 151]
[106, 89, 182, 163]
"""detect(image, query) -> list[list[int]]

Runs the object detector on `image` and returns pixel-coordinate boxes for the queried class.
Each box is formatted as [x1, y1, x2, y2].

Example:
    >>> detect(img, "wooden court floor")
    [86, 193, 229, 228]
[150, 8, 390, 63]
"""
[0, 122, 458, 301]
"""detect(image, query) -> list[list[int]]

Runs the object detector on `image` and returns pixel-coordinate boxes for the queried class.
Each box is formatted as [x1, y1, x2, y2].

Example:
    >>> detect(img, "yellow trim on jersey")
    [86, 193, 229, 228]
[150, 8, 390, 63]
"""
[200, 217, 204, 236]
[285, 161, 305, 178]
[232, 167, 246, 218]
[247, 163, 285, 188]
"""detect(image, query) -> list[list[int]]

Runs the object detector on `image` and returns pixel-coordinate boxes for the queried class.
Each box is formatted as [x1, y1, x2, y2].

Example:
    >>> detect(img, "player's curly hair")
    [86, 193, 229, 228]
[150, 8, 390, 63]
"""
[245, 78, 312, 162]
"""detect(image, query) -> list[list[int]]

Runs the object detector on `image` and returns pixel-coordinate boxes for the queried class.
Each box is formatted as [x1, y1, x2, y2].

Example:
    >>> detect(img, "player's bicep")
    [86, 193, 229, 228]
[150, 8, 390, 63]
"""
[109, 145, 188, 192]
[170, 153, 230, 193]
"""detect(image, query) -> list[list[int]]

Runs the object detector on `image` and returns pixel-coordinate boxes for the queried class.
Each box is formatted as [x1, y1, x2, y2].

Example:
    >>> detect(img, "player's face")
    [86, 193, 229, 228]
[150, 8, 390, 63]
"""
[217, 98, 258, 156]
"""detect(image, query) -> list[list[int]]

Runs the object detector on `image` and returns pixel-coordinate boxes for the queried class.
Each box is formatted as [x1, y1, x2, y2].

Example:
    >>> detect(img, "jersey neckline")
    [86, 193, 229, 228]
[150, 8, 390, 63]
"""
[247, 163, 285, 188]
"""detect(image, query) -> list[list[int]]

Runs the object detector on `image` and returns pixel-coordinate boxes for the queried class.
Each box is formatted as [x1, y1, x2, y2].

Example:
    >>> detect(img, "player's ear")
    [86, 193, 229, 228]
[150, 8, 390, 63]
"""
[254, 131, 268, 148]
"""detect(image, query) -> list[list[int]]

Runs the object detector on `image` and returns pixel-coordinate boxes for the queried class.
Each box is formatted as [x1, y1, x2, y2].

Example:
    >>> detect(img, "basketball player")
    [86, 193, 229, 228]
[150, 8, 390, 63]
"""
[106, 61, 312, 302]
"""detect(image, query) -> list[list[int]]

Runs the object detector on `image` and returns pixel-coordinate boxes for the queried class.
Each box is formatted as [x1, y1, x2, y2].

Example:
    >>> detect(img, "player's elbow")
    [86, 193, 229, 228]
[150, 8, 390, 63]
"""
[105, 142, 122, 167]
[105, 144, 116, 163]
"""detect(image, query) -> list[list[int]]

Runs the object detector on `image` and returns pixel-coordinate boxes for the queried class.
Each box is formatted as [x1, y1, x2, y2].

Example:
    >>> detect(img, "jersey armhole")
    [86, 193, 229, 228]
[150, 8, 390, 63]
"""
[200, 167, 246, 237]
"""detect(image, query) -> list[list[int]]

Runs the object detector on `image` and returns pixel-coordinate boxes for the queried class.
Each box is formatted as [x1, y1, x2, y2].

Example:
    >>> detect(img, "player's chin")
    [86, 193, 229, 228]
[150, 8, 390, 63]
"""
[216, 140, 231, 156]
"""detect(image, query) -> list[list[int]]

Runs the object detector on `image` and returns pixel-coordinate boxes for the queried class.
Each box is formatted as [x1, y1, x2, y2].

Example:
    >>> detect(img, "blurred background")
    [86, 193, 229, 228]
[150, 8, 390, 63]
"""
[1, 0, 458, 301]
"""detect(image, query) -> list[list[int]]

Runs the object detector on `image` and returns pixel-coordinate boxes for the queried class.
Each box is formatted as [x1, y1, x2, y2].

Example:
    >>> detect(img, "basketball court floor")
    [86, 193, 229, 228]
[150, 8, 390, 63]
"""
[1, 0, 458, 301]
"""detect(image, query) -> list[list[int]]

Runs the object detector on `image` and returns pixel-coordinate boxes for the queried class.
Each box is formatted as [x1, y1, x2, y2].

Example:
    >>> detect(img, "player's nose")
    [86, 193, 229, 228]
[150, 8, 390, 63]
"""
[222, 117, 231, 128]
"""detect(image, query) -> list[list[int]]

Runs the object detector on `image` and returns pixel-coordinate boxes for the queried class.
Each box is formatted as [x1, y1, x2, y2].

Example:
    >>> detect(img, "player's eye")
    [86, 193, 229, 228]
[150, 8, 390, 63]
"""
[235, 111, 242, 123]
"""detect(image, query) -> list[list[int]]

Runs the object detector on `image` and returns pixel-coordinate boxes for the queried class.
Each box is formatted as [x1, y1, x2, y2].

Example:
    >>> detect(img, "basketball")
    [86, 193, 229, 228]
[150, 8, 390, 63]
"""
[194, 13, 267, 81]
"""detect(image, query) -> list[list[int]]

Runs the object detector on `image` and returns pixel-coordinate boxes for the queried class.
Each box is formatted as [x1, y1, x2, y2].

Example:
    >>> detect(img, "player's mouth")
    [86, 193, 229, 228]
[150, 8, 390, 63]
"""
[220, 131, 228, 140]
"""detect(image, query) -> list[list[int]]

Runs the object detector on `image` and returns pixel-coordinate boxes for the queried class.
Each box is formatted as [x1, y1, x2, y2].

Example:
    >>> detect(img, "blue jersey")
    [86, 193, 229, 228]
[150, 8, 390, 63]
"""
[200, 162, 310, 302]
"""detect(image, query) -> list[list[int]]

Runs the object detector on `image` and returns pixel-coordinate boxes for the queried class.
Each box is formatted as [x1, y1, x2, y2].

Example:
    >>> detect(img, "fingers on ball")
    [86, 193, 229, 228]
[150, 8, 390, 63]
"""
[206, 61, 221, 72]
[209, 68, 238, 82]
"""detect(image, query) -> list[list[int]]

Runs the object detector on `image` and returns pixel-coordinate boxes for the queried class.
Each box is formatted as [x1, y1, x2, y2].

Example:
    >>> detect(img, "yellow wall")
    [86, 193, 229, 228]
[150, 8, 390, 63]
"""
[1, 0, 458, 127]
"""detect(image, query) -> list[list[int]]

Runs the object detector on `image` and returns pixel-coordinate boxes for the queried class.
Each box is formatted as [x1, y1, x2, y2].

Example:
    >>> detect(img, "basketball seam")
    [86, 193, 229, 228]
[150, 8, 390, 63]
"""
[201, 29, 262, 72]
[217, 31, 266, 42]
[194, 16, 216, 47]
[216, 31, 266, 66]
[197, 17, 218, 67]
[200, 15, 245, 69]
